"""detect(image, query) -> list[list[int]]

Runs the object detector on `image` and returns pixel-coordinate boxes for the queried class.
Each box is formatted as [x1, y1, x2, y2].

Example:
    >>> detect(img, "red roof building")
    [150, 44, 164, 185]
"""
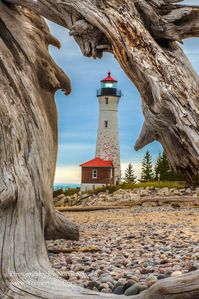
[80, 157, 113, 168]
[80, 157, 114, 192]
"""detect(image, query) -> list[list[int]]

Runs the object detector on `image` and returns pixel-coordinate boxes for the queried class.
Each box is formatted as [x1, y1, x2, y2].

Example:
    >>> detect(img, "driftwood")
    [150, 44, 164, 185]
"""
[140, 196, 199, 204]
[57, 205, 130, 212]
[48, 247, 100, 254]
[57, 196, 199, 211]
[0, 0, 199, 298]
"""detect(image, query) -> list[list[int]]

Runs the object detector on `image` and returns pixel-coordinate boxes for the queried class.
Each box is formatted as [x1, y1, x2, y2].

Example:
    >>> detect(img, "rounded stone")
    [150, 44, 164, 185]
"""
[113, 282, 123, 290]
[99, 275, 113, 284]
[131, 275, 140, 282]
[87, 281, 100, 290]
[171, 271, 182, 277]
[113, 285, 124, 295]
[145, 275, 158, 287]
[124, 283, 140, 296]
[122, 281, 135, 292]
[138, 284, 148, 292]
[158, 274, 167, 280]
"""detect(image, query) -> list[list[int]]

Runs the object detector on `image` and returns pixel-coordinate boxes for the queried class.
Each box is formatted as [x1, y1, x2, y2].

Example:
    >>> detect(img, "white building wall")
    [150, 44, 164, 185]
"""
[80, 183, 107, 192]
[96, 95, 121, 183]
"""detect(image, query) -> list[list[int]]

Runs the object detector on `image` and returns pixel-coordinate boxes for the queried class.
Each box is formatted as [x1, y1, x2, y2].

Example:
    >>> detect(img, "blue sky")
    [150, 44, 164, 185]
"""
[48, 6, 199, 184]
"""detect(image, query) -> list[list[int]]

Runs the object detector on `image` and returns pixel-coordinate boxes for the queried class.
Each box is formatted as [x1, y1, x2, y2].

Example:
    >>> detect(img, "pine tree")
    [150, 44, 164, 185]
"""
[155, 151, 170, 180]
[140, 150, 154, 182]
[124, 163, 137, 184]
[154, 152, 162, 179]
[169, 169, 184, 181]
[155, 150, 184, 181]
[161, 151, 170, 180]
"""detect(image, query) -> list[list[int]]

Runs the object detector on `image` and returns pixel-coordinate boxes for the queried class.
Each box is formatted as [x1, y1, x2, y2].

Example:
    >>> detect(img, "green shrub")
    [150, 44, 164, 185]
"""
[132, 181, 185, 189]
[63, 188, 80, 196]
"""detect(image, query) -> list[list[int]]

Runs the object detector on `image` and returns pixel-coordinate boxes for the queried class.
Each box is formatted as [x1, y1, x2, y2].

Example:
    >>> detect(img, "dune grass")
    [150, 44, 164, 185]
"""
[131, 181, 185, 189]
[86, 181, 186, 195]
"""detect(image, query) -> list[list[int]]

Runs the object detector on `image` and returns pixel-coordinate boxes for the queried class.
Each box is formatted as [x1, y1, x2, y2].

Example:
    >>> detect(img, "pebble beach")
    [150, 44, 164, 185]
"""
[47, 206, 199, 296]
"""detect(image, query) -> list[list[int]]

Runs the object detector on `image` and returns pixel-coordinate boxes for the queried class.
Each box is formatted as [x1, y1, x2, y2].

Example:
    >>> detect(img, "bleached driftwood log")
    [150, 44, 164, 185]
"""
[0, 0, 199, 298]
[0, 3, 80, 297]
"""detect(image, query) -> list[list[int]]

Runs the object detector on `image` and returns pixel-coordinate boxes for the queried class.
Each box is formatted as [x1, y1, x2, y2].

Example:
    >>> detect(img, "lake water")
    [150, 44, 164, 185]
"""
[54, 183, 80, 190]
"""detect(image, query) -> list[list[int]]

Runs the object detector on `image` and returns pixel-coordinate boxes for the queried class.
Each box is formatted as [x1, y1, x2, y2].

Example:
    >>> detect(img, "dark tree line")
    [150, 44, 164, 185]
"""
[124, 150, 192, 183]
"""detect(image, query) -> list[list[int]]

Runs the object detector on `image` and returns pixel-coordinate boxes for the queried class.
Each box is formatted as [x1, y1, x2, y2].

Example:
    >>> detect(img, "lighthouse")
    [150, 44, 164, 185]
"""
[96, 72, 122, 184]
[80, 72, 122, 191]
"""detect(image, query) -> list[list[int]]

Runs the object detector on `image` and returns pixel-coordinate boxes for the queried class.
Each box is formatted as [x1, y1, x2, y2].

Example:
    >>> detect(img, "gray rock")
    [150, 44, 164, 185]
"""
[158, 274, 167, 280]
[113, 285, 124, 295]
[113, 282, 123, 290]
[54, 195, 66, 207]
[122, 281, 135, 292]
[87, 281, 100, 290]
[99, 275, 113, 284]
[138, 284, 148, 292]
[124, 283, 140, 296]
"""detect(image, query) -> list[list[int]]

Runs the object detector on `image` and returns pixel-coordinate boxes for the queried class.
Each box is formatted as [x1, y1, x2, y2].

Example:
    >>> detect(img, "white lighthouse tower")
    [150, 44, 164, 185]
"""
[96, 72, 122, 184]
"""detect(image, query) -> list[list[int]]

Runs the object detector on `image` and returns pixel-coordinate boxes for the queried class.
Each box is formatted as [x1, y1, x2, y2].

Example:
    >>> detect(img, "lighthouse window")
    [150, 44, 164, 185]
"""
[105, 83, 114, 88]
[92, 169, 98, 179]
[105, 121, 108, 128]
[105, 98, 109, 104]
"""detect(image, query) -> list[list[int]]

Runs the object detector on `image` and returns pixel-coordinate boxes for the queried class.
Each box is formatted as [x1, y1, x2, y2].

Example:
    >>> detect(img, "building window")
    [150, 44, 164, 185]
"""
[92, 168, 98, 179]
[105, 97, 109, 104]
[105, 121, 108, 128]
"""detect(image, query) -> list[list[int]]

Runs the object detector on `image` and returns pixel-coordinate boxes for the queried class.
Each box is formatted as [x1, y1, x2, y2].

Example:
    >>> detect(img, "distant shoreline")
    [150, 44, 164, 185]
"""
[54, 183, 80, 190]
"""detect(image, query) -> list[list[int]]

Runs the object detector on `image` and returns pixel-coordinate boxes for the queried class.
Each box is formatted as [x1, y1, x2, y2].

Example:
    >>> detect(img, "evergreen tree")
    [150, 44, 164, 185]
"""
[154, 152, 162, 179]
[169, 169, 184, 181]
[155, 151, 170, 180]
[155, 150, 184, 181]
[161, 151, 170, 180]
[140, 150, 154, 182]
[124, 163, 137, 184]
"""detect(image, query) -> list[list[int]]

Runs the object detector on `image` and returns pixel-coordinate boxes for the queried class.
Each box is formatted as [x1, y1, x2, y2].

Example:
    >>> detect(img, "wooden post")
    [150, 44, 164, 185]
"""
[158, 173, 161, 188]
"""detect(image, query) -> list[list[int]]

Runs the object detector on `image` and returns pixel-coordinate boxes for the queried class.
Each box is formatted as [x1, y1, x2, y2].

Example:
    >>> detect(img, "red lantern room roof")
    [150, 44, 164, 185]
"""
[101, 72, 117, 83]
[80, 157, 113, 167]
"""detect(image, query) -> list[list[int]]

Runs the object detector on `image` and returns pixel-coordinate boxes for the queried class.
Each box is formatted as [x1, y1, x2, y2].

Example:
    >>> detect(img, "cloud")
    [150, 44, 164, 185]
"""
[55, 166, 81, 184]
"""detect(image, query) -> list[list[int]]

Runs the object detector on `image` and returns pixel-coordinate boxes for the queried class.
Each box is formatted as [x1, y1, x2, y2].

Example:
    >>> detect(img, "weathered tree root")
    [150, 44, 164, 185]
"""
[1, 1, 199, 298]
[45, 210, 79, 240]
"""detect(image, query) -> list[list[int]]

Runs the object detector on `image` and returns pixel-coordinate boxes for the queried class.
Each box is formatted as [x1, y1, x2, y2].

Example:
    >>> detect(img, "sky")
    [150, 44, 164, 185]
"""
[48, 2, 199, 184]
